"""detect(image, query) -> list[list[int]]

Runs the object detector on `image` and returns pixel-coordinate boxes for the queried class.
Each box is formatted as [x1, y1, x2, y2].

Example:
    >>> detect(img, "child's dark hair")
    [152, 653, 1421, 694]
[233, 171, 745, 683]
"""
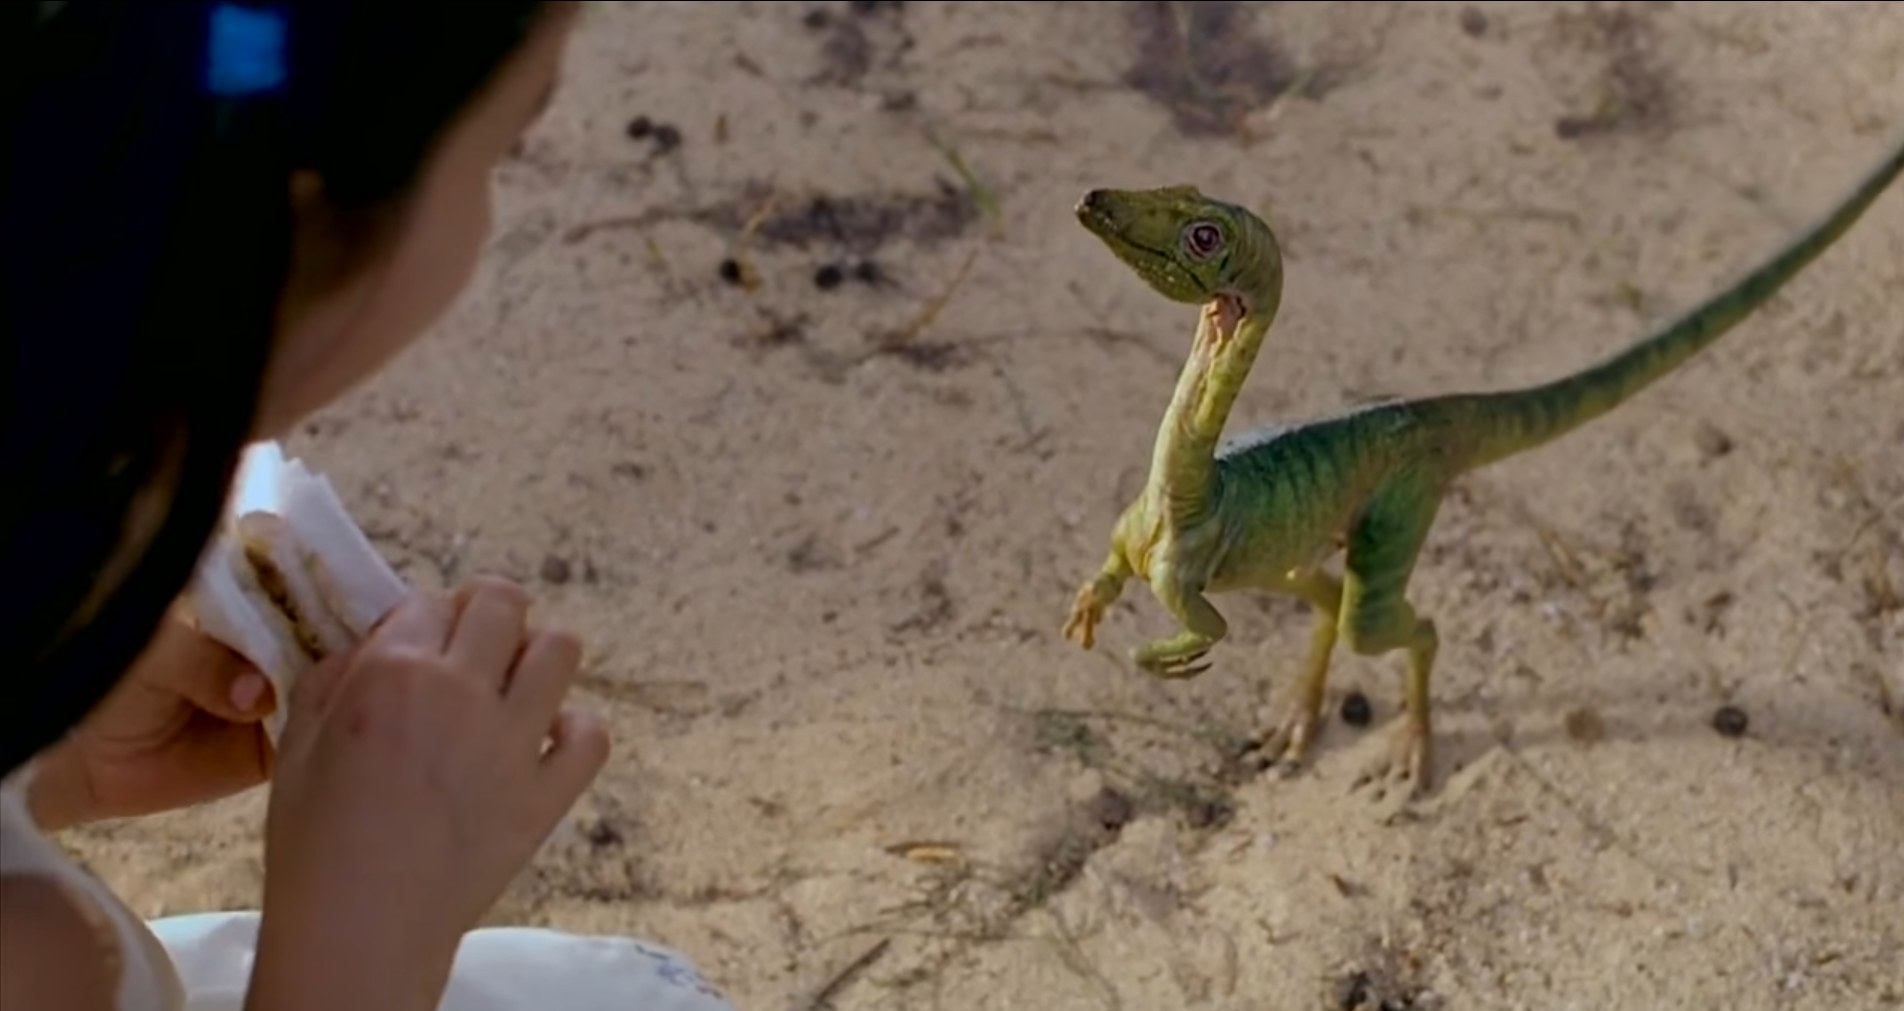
[1, 1, 551, 778]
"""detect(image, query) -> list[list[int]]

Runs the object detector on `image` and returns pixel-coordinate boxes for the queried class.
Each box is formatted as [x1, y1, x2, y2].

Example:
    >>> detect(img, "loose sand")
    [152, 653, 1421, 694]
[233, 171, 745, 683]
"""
[62, 3, 1903, 1008]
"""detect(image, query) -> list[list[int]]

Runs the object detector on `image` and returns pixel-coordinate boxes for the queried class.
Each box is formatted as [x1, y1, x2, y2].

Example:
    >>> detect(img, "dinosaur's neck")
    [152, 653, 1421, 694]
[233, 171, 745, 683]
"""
[1144, 291, 1279, 520]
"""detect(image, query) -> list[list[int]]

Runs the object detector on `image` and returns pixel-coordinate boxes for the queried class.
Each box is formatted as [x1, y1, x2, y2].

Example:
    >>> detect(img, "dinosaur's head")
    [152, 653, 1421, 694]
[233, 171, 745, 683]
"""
[1074, 185, 1282, 314]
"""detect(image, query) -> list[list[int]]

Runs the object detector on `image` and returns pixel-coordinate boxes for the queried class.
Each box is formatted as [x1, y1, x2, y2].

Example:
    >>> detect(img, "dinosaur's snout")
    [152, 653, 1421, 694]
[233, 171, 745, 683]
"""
[1076, 189, 1122, 232]
[1076, 190, 1110, 221]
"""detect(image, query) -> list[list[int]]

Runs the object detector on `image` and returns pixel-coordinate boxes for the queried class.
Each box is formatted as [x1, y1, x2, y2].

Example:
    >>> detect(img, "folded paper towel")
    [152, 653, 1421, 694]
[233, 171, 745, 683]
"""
[181, 441, 411, 743]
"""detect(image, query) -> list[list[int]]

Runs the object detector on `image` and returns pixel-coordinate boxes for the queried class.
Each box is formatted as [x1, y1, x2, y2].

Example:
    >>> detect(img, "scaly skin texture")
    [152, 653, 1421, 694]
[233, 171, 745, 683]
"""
[1062, 140, 1904, 797]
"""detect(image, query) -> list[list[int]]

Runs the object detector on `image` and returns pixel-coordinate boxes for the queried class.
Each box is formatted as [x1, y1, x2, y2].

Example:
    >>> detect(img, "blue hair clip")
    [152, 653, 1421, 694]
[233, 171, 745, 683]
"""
[204, 3, 287, 97]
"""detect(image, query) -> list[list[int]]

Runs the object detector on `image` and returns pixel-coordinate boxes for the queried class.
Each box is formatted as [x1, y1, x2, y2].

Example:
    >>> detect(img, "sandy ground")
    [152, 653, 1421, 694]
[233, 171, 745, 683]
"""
[58, 2, 1904, 1008]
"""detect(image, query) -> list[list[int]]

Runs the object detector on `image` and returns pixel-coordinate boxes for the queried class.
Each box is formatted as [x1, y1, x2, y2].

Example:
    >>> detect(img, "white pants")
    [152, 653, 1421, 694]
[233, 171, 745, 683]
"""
[150, 912, 737, 1011]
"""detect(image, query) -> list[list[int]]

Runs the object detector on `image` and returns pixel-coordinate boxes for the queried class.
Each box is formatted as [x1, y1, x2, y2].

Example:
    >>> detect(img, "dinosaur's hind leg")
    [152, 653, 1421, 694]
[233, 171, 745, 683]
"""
[1338, 476, 1445, 799]
[1247, 569, 1343, 773]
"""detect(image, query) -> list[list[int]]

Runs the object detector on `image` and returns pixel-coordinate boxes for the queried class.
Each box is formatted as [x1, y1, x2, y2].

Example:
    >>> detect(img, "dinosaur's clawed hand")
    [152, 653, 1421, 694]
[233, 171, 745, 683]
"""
[1061, 582, 1105, 650]
[1131, 640, 1212, 679]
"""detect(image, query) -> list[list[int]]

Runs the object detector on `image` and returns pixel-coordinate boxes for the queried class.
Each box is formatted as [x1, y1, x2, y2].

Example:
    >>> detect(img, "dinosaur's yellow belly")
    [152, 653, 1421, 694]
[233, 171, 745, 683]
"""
[1205, 497, 1350, 594]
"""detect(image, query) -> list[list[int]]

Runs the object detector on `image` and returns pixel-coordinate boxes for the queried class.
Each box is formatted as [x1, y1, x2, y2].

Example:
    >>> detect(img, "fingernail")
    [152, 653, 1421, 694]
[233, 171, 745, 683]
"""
[231, 673, 266, 712]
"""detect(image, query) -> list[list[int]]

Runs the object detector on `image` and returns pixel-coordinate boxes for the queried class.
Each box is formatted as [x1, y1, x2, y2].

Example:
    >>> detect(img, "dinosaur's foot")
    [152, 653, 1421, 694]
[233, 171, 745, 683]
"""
[1241, 699, 1324, 777]
[1351, 715, 1433, 802]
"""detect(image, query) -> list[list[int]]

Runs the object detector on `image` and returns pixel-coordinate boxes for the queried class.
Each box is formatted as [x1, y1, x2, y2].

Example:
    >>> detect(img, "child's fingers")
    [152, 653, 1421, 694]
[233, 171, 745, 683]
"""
[295, 594, 450, 720]
[535, 706, 610, 813]
[286, 650, 353, 725]
[142, 618, 271, 722]
[367, 591, 456, 654]
[165, 714, 273, 796]
[445, 578, 530, 692]
[504, 627, 583, 729]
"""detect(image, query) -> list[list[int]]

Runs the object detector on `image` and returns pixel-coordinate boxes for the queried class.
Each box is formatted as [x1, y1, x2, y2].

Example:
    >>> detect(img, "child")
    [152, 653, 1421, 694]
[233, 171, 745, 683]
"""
[2, 3, 731, 1009]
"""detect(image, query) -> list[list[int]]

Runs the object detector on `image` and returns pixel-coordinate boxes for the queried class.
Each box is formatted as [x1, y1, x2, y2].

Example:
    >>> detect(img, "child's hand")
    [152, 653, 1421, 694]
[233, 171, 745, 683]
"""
[26, 609, 272, 831]
[248, 577, 609, 1011]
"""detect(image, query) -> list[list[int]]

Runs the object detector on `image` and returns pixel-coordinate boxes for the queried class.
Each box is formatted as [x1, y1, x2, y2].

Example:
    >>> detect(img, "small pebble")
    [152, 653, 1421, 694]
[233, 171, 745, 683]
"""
[1326, 872, 1366, 899]
[717, 258, 744, 285]
[801, 8, 830, 29]
[1088, 787, 1135, 831]
[1459, 6, 1489, 37]
[1564, 706, 1606, 744]
[1185, 797, 1233, 830]
[1340, 690, 1373, 728]
[539, 554, 573, 585]
[813, 263, 844, 290]
[581, 819, 623, 849]
[1712, 704, 1749, 738]
[624, 115, 653, 139]
[1334, 970, 1374, 1010]
[1693, 420, 1734, 459]
[1553, 116, 1597, 140]
[651, 122, 682, 154]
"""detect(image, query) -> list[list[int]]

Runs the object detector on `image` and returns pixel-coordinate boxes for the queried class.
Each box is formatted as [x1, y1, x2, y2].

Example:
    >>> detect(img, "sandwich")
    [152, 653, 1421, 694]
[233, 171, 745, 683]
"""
[181, 441, 412, 743]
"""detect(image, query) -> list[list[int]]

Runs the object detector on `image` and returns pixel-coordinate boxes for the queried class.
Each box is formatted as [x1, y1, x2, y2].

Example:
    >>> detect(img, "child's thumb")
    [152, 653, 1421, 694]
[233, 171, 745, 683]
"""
[282, 594, 436, 733]
[148, 621, 273, 723]
[285, 647, 357, 724]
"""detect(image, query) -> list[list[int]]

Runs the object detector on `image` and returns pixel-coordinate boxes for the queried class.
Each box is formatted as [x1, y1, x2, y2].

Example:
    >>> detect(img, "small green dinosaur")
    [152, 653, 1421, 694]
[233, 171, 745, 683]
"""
[1061, 138, 1904, 796]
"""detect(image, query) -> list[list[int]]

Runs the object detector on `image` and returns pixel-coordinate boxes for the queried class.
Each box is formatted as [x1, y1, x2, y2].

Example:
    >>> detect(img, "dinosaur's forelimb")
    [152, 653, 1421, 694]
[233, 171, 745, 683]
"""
[1337, 479, 1445, 798]
[1132, 570, 1228, 679]
[1062, 546, 1133, 651]
[1249, 570, 1343, 769]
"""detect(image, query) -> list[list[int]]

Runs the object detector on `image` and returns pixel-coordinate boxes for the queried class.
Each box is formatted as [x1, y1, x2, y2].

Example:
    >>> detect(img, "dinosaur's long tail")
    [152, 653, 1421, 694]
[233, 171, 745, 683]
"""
[1436, 136, 1904, 474]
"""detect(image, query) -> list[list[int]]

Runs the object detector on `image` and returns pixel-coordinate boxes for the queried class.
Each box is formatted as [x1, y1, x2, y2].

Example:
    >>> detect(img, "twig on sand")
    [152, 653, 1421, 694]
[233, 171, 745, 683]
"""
[795, 937, 891, 1011]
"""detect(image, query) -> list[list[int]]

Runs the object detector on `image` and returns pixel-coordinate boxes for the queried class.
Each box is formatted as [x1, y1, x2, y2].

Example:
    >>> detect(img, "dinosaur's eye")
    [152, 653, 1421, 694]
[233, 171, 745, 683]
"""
[1182, 221, 1223, 258]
